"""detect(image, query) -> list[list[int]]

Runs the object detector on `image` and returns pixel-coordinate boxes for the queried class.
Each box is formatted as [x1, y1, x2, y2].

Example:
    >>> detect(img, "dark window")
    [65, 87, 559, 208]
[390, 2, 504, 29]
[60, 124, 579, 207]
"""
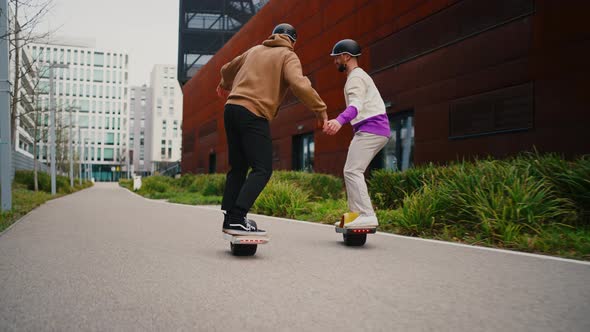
[449, 83, 533, 139]
[292, 132, 314, 172]
[209, 152, 216, 174]
[370, 110, 415, 172]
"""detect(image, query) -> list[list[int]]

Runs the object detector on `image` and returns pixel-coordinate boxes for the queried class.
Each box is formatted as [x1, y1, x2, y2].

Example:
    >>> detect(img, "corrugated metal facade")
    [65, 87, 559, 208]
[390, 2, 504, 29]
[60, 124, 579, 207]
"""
[181, 0, 590, 176]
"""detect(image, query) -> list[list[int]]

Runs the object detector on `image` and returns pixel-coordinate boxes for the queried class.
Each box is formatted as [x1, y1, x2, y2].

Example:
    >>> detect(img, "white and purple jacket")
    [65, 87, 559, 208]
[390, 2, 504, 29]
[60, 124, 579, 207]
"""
[336, 67, 390, 138]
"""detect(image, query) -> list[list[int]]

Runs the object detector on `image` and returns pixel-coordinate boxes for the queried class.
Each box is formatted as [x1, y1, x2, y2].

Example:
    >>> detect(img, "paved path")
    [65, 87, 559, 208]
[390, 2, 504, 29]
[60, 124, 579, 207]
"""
[1, 183, 589, 331]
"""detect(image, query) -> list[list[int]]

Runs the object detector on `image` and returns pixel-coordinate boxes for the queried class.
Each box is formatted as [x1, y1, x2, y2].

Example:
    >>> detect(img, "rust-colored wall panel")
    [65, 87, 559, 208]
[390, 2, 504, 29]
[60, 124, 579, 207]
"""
[181, 0, 589, 177]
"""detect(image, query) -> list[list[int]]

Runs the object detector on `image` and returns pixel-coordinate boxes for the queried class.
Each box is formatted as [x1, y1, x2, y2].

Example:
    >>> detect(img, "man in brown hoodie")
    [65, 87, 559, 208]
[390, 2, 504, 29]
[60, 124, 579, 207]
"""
[217, 23, 327, 235]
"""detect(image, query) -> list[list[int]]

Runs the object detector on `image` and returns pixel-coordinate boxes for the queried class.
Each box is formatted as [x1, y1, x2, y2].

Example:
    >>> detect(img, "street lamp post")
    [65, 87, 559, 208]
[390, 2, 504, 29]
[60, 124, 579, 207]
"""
[0, 0, 12, 211]
[78, 126, 82, 186]
[68, 107, 78, 188]
[49, 63, 69, 195]
[85, 138, 90, 181]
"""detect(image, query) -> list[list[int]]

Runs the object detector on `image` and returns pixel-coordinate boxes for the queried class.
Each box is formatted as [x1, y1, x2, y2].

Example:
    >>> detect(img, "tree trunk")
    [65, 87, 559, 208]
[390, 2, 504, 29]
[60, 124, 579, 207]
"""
[33, 108, 39, 192]
[10, 1, 20, 152]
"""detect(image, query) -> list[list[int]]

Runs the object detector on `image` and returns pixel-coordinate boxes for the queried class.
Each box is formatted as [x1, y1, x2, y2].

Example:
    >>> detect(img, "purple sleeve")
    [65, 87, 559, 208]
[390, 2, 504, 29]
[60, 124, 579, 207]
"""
[335, 105, 358, 125]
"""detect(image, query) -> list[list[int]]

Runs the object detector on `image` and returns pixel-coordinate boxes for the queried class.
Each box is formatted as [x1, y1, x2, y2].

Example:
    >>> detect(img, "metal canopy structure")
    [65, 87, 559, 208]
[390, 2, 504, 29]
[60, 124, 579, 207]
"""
[177, 0, 267, 86]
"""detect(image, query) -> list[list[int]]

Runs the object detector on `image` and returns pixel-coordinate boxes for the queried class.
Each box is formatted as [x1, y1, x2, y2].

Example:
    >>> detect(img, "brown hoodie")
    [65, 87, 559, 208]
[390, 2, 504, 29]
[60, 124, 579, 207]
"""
[219, 34, 327, 121]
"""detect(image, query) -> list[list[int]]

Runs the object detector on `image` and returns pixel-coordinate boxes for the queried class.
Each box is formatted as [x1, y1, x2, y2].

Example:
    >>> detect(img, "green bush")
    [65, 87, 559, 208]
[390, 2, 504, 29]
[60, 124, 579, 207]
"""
[368, 163, 460, 210]
[119, 179, 132, 190]
[186, 174, 226, 196]
[252, 180, 309, 218]
[271, 171, 343, 199]
[141, 176, 175, 194]
[298, 199, 348, 224]
[14, 170, 75, 193]
[393, 184, 454, 236]
[515, 152, 590, 224]
[303, 173, 344, 200]
[447, 159, 577, 228]
[177, 173, 197, 188]
[365, 154, 586, 252]
[168, 193, 222, 205]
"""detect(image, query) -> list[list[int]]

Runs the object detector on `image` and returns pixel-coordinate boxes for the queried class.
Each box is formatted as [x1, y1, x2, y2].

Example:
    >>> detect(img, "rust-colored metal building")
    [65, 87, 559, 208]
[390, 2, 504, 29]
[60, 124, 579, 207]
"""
[181, 0, 589, 176]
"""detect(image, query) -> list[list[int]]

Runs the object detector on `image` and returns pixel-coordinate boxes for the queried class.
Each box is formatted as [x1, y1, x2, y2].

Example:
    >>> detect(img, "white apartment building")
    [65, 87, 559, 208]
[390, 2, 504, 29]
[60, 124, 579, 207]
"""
[28, 40, 130, 181]
[147, 65, 183, 174]
[11, 43, 38, 158]
[129, 85, 152, 176]
[6, 7, 50, 176]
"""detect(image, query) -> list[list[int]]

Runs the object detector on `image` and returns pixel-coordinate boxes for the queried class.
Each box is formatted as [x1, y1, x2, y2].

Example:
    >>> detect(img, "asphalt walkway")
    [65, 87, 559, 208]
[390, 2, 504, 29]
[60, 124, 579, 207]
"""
[1, 183, 589, 331]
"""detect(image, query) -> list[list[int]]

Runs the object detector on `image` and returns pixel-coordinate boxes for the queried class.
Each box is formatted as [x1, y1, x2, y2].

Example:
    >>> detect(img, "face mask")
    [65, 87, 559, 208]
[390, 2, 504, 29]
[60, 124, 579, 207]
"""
[338, 64, 347, 72]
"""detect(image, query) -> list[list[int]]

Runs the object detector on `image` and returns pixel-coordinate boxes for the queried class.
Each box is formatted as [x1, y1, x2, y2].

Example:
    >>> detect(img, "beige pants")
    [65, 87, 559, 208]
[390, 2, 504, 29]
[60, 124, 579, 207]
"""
[343, 132, 390, 216]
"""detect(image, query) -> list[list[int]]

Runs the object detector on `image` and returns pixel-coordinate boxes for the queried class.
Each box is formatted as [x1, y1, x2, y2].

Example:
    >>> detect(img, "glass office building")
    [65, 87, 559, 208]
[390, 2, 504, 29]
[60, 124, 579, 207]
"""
[29, 41, 130, 181]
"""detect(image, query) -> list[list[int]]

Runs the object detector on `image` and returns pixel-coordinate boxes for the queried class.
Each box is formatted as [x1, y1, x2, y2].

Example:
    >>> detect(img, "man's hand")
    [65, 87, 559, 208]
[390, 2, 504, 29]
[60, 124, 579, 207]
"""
[216, 85, 229, 99]
[323, 119, 342, 135]
[316, 111, 328, 130]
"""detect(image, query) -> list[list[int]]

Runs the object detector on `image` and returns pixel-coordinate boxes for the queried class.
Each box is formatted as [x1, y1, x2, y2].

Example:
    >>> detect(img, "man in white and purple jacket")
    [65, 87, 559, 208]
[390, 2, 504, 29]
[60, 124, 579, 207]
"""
[323, 39, 391, 228]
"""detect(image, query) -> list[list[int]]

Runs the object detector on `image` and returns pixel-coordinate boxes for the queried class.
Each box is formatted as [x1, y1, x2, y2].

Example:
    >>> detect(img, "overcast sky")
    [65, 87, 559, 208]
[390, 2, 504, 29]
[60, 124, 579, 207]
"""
[39, 0, 179, 86]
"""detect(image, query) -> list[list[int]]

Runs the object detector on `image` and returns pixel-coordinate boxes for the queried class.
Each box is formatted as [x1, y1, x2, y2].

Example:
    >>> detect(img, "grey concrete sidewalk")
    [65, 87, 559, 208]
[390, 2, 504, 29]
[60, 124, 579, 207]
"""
[0, 182, 589, 331]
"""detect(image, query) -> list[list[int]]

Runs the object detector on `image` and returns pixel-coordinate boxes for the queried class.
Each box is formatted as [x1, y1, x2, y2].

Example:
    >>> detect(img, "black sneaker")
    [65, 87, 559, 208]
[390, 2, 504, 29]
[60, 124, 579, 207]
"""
[223, 216, 267, 236]
[222, 213, 258, 230]
[222, 213, 231, 230]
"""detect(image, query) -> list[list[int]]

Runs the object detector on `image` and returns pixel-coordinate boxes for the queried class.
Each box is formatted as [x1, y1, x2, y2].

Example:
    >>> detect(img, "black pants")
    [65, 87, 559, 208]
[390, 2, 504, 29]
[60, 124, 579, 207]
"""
[221, 104, 272, 217]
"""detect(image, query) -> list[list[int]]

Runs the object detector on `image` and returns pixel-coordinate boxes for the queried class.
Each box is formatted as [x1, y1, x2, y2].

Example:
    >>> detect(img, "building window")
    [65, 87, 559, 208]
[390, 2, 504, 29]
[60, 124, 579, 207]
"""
[370, 110, 415, 172]
[292, 132, 314, 172]
[93, 69, 103, 82]
[94, 52, 104, 67]
[78, 115, 89, 128]
[105, 132, 115, 145]
[104, 148, 114, 161]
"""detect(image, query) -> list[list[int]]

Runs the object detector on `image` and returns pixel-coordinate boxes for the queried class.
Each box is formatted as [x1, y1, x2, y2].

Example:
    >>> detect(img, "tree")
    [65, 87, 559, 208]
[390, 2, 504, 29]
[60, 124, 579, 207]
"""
[6, 0, 54, 151]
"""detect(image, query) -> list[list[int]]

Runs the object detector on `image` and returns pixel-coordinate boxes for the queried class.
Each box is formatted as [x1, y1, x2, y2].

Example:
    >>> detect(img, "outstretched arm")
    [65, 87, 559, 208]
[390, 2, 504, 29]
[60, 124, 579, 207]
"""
[283, 53, 327, 115]
[218, 49, 251, 91]
[324, 106, 358, 135]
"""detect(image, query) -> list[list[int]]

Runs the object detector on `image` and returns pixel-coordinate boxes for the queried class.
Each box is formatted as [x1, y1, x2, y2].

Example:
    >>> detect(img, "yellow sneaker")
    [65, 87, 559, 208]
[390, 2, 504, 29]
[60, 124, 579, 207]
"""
[344, 214, 378, 228]
[336, 212, 359, 228]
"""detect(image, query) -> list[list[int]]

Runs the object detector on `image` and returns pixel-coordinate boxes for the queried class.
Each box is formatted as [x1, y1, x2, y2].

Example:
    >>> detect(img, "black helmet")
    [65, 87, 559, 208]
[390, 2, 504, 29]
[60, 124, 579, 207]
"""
[272, 23, 297, 42]
[330, 39, 362, 57]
